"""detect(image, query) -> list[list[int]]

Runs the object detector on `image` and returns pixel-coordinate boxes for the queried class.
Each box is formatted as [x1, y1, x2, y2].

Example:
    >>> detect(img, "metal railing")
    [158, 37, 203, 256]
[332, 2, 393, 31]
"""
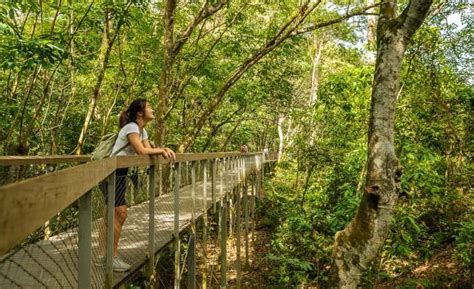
[0, 152, 265, 288]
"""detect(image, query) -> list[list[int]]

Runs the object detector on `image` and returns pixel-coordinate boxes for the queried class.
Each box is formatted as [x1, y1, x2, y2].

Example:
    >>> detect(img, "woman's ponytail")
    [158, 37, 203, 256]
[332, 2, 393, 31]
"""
[119, 109, 129, 128]
[119, 98, 147, 128]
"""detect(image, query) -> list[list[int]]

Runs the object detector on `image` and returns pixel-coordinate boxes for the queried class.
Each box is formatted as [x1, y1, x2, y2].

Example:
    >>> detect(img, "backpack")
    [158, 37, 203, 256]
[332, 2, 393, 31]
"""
[91, 133, 128, 161]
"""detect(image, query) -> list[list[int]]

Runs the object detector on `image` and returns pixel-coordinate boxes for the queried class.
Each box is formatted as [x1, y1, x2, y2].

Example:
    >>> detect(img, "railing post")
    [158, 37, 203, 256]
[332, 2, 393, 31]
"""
[251, 174, 256, 255]
[148, 164, 156, 286]
[78, 190, 92, 289]
[106, 171, 116, 288]
[261, 154, 264, 197]
[220, 193, 227, 289]
[202, 160, 209, 289]
[254, 155, 259, 197]
[230, 157, 237, 236]
[236, 182, 242, 289]
[187, 162, 196, 289]
[174, 163, 181, 289]
[243, 178, 249, 266]
[212, 159, 217, 213]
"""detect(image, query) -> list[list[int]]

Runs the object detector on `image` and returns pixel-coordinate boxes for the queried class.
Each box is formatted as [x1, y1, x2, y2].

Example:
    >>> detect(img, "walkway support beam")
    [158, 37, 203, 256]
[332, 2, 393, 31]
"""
[148, 165, 156, 285]
[106, 172, 116, 288]
[202, 160, 209, 289]
[187, 162, 197, 289]
[174, 163, 181, 289]
[78, 190, 92, 289]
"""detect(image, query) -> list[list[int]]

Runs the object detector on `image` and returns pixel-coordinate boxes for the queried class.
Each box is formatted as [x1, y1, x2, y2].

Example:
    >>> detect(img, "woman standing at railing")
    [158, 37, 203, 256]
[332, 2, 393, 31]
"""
[99, 98, 175, 272]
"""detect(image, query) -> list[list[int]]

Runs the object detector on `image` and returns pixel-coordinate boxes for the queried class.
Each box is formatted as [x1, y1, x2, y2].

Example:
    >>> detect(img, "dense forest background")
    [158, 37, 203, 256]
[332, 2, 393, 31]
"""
[0, 0, 472, 287]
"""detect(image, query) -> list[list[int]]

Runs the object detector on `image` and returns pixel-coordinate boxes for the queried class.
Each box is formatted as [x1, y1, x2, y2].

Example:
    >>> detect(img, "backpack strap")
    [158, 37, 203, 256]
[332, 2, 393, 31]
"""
[110, 129, 144, 157]
[110, 142, 129, 157]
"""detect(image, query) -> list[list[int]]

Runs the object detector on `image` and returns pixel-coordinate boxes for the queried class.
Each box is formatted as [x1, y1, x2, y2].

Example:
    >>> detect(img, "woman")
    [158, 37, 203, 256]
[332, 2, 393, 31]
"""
[99, 98, 175, 272]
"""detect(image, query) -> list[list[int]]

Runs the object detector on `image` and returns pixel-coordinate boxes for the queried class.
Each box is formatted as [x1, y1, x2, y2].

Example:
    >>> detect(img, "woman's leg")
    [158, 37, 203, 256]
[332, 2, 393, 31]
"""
[113, 168, 128, 255]
[113, 205, 128, 256]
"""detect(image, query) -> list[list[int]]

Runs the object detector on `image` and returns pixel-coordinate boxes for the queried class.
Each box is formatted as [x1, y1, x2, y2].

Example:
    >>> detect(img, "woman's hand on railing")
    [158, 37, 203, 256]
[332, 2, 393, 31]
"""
[161, 147, 176, 162]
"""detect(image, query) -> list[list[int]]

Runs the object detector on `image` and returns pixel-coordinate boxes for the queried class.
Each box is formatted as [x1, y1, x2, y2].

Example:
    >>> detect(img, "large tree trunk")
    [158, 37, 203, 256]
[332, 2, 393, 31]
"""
[331, 0, 432, 288]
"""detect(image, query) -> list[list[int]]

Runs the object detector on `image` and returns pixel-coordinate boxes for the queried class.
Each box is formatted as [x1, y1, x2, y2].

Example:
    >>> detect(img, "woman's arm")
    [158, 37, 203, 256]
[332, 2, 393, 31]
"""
[128, 133, 176, 160]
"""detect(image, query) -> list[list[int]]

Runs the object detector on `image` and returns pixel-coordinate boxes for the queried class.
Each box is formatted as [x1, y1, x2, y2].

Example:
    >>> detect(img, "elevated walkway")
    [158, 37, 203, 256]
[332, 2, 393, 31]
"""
[0, 153, 269, 288]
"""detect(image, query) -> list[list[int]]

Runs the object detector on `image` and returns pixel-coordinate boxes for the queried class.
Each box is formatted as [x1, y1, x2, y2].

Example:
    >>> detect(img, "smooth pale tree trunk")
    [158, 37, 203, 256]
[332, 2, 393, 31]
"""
[309, 39, 322, 106]
[277, 116, 285, 161]
[331, 0, 433, 288]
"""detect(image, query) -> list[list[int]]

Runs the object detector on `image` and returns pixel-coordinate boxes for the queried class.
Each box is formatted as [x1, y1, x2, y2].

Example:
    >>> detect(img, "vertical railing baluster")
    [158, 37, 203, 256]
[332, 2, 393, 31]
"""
[106, 171, 115, 288]
[78, 190, 92, 289]
[202, 160, 209, 289]
[212, 159, 217, 213]
[220, 191, 227, 289]
[174, 163, 181, 289]
[187, 162, 196, 289]
[229, 166, 234, 238]
[243, 177, 249, 266]
[251, 173, 256, 255]
[258, 154, 265, 198]
[148, 164, 156, 286]
[236, 158, 242, 289]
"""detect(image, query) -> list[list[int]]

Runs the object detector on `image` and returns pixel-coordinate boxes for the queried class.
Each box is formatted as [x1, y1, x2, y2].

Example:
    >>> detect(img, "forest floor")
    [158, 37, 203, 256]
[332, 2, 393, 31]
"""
[375, 245, 472, 289]
[204, 227, 472, 288]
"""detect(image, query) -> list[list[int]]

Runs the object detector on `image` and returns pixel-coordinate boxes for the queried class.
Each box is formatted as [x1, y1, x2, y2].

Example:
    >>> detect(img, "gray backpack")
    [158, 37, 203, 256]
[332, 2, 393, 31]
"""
[91, 133, 128, 160]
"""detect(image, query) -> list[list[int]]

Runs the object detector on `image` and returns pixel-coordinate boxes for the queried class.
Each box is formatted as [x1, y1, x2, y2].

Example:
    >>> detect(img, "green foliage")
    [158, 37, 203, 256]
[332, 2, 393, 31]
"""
[259, 5, 472, 286]
[0, 0, 471, 286]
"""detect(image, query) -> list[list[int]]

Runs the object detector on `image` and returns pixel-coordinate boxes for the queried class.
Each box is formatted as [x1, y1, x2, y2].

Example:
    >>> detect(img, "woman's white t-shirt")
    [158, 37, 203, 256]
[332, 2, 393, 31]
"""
[111, 122, 148, 156]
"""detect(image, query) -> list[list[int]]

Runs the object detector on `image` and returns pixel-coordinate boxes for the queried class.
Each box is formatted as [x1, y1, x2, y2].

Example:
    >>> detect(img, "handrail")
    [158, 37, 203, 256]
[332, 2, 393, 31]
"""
[0, 152, 261, 256]
[0, 155, 92, 165]
[0, 152, 260, 166]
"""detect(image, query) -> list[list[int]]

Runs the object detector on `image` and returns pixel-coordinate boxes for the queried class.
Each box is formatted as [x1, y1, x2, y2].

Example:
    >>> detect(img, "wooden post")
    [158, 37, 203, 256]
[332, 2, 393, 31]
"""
[106, 172, 115, 288]
[78, 190, 92, 289]
[260, 154, 264, 198]
[202, 160, 208, 289]
[251, 174, 256, 256]
[229, 181, 234, 238]
[174, 163, 181, 289]
[220, 194, 227, 289]
[243, 178, 249, 266]
[236, 182, 242, 289]
[212, 159, 217, 213]
[148, 165, 156, 286]
[187, 162, 196, 289]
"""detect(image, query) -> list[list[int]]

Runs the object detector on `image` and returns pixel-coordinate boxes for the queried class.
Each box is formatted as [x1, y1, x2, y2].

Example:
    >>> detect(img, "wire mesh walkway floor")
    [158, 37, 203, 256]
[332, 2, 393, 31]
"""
[0, 160, 255, 288]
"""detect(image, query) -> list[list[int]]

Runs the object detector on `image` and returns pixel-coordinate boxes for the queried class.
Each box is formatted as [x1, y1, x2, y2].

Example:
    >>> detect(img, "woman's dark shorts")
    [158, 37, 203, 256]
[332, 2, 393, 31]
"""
[100, 168, 128, 207]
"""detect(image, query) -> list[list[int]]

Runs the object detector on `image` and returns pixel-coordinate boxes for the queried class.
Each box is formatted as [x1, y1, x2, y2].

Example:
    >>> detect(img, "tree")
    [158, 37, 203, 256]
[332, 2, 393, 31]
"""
[331, 0, 433, 287]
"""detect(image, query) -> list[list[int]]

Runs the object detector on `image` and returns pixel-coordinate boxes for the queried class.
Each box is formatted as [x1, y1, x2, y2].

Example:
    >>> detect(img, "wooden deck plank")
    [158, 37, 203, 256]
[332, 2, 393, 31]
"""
[0, 160, 256, 288]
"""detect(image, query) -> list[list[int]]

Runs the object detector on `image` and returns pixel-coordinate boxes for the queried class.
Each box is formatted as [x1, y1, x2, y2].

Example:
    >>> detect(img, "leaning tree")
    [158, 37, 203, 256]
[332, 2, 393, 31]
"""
[331, 0, 433, 287]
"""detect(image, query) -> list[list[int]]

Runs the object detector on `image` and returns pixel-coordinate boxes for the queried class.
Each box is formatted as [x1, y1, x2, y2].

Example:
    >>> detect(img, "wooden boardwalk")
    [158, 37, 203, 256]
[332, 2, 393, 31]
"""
[0, 159, 257, 288]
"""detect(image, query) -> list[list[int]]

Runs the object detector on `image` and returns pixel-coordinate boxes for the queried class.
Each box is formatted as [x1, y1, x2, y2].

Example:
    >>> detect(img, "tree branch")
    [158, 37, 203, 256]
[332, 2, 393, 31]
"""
[173, 0, 228, 55]
[398, 0, 433, 41]
[292, 3, 381, 37]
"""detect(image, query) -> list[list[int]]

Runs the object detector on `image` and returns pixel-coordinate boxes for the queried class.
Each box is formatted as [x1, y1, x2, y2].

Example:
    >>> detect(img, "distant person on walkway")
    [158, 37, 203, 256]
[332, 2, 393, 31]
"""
[263, 147, 269, 158]
[240, 143, 249, 153]
[99, 98, 175, 272]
